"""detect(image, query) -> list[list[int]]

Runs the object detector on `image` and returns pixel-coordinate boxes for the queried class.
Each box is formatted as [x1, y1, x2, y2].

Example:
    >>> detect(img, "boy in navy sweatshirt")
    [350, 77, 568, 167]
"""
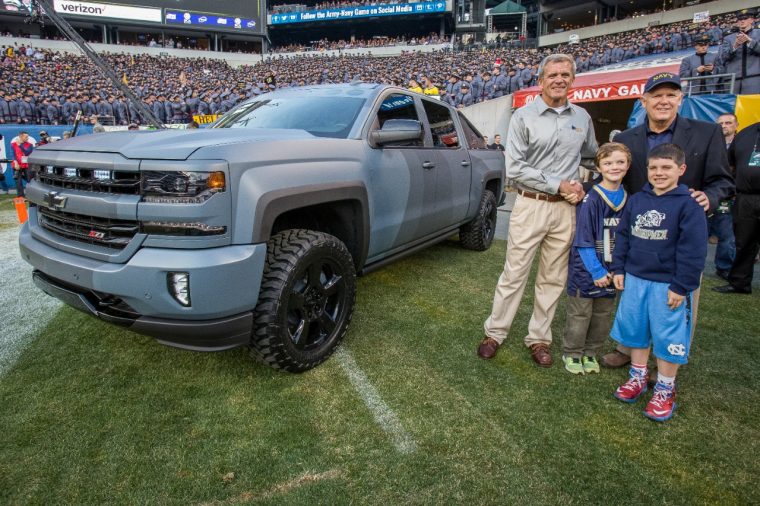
[562, 143, 630, 375]
[610, 143, 707, 422]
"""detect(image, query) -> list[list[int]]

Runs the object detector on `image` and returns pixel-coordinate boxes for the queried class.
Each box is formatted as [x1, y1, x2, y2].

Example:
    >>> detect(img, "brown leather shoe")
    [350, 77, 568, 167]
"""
[600, 350, 631, 368]
[529, 343, 553, 367]
[478, 337, 500, 359]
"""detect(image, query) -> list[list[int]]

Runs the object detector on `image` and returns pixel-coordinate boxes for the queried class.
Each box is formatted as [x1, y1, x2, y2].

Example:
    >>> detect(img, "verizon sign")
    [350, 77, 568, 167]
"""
[53, 0, 162, 23]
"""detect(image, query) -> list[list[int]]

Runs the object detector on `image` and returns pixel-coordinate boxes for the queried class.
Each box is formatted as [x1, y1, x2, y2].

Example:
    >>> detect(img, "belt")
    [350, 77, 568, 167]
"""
[517, 188, 564, 203]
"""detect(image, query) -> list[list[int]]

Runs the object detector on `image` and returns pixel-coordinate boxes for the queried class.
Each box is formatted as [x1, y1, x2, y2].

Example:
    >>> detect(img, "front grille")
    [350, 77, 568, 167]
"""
[36, 166, 141, 195]
[38, 207, 139, 250]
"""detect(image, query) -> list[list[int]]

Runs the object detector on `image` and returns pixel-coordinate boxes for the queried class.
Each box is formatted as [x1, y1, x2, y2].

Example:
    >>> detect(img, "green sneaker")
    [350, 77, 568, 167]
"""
[582, 356, 600, 374]
[562, 355, 585, 375]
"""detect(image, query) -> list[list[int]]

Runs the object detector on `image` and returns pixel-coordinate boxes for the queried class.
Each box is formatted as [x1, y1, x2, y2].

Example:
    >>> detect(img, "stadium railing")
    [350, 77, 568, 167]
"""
[0, 36, 452, 65]
[681, 74, 736, 96]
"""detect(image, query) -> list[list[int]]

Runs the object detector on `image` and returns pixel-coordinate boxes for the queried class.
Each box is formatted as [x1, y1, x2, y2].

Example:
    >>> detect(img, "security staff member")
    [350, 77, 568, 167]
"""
[680, 34, 721, 94]
[719, 8, 760, 94]
[714, 121, 760, 294]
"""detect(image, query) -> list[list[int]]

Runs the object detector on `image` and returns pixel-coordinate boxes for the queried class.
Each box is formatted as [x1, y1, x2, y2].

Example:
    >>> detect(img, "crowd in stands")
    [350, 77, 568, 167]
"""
[270, 0, 408, 15]
[0, 8, 753, 125]
[270, 33, 450, 53]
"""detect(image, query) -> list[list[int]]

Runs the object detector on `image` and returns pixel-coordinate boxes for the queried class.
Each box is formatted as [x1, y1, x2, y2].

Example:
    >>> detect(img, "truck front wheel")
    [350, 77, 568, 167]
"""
[250, 229, 357, 372]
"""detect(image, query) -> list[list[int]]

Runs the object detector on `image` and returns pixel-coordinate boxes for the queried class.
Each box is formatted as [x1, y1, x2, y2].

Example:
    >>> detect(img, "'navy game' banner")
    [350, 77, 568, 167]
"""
[165, 11, 258, 30]
[270, 1, 446, 25]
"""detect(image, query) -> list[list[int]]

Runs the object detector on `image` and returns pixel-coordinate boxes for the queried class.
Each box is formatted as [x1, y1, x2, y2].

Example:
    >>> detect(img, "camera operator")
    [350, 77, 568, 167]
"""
[720, 8, 760, 94]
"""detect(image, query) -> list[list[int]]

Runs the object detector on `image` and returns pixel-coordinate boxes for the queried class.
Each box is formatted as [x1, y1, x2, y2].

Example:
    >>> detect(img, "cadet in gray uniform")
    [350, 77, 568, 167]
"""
[680, 35, 721, 94]
[454, 82, 474, 108]
[720, 8, 760, 94]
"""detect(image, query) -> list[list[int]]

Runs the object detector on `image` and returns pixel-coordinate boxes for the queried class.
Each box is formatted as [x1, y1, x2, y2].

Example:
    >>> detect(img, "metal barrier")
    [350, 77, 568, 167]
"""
[95, 115, 116, 126]
[681, 73, 736, 96]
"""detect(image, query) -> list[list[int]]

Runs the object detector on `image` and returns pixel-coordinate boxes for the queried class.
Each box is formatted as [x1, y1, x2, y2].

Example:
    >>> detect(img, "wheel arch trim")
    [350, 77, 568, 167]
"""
[253, 181, 370, 267]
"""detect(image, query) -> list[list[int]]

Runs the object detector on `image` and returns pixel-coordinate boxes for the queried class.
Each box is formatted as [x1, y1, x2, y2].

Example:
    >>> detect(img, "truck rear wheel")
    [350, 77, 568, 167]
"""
[459, 189, 497, 251]
[250, 229, 356, 372]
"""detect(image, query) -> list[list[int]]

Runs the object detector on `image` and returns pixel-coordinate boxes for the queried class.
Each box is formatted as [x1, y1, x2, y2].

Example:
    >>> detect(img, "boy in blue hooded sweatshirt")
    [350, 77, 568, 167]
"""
[610, 143, 707, 422]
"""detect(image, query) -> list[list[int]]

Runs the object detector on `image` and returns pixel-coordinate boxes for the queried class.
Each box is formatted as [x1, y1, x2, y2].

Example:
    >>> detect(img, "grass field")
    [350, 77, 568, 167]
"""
[1, 201, 759, 505]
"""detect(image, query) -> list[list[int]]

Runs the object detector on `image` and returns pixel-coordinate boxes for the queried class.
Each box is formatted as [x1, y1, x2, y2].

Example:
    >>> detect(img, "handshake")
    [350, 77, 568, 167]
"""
[558, 180, 585, 205]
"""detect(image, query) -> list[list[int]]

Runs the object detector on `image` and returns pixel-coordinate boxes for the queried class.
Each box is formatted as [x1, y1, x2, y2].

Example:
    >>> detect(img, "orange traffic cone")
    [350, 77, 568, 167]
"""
[13, 197, 28, 224]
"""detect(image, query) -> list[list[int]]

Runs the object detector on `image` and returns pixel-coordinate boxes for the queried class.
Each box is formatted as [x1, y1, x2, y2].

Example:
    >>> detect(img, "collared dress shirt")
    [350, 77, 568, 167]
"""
[505, 96, 598, 194]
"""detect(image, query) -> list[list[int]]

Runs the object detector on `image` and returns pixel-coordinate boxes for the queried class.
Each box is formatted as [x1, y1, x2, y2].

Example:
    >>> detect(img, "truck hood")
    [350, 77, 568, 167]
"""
[35, 128, 317, 160]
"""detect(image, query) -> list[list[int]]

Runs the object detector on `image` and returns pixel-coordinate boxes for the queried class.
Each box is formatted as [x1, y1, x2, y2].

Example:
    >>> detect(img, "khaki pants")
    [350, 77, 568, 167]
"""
[484, 194, 576, 347]
[562, 294, 616, 358]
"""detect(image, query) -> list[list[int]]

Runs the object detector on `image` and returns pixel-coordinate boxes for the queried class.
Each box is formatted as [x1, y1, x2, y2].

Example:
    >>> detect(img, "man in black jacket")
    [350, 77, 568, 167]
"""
[603, 71, 734, 369]
[614, 72, 733, 212]
[713, 121, 760, 294]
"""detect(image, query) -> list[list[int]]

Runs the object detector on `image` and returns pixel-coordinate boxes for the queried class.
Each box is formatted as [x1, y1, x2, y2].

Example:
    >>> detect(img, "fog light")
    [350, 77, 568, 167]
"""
[168, 272, 191, 307]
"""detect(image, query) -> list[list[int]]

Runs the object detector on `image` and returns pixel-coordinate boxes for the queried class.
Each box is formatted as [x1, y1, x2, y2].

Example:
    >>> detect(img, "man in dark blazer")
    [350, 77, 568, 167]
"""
[603, 71, 734, 369]
[614, 72, 733, 213]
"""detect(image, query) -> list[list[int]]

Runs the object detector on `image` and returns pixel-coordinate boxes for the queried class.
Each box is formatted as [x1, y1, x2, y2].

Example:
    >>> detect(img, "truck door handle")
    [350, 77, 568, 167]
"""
[461, 160, 471, 167]
[422, 161, 435, 169]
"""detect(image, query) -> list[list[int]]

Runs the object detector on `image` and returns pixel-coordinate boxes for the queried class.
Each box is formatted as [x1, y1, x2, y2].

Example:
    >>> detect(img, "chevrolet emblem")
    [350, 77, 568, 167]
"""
[43, 191, 68, 211]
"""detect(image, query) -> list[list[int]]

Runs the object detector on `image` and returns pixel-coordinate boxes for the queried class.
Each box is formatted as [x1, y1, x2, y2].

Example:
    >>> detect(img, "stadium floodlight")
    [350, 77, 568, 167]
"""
[25, 0, 165, 130]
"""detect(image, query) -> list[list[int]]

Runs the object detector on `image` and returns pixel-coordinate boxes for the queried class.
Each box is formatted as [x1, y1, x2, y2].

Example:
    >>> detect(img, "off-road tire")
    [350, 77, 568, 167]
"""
[459, 189, 497, 251]
[250, 229, 356, 372]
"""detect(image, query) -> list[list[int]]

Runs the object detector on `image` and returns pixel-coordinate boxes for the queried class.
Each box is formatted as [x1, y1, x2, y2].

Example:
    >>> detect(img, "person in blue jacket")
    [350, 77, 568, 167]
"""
[609, 143, 708, 422]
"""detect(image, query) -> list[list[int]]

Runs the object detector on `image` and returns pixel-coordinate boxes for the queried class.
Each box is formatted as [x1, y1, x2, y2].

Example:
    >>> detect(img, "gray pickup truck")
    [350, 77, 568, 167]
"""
[19, 83, 505, 372]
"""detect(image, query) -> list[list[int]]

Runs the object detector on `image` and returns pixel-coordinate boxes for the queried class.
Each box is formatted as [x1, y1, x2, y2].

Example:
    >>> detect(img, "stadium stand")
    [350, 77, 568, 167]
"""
[0, 6, 756, 126]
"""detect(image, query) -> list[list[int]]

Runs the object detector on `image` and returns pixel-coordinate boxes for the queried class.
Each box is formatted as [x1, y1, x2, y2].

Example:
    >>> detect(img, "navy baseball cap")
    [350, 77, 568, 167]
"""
[644, 72, 682, 93]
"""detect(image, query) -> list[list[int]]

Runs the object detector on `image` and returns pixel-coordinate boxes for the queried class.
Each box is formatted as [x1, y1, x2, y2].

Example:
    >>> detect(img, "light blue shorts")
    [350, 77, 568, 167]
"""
[611, 273, 693, 365]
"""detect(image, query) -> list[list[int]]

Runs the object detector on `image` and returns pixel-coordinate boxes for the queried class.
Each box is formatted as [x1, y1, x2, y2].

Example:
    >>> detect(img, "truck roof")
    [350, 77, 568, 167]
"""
[257, 83, 400, 101]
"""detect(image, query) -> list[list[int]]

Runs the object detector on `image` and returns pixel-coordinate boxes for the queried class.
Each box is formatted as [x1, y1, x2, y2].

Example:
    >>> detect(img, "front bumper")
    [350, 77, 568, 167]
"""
[20, 221, 268, 351]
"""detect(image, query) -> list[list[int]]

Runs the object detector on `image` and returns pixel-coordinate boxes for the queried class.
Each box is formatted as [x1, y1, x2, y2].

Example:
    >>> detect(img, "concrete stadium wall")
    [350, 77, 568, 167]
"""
[0, 37, 260, 66]
[0, 36, 451, 66]
[460, 94, 513, 142]
[539, 0, 753, 47]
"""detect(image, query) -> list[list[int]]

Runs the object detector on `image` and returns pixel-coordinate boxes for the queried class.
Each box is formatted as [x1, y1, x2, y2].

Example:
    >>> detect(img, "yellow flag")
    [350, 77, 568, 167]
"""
[122, 73, 128, 85]
[19, 62, 25, 71]
[130, 55, 135, 66]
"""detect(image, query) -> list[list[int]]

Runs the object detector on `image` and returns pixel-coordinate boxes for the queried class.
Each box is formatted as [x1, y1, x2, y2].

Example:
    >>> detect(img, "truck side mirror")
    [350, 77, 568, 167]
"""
[369, 119, 422, 146]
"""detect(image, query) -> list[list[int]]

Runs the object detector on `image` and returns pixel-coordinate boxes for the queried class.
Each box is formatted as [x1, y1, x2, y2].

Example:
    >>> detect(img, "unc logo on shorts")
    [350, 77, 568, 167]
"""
[667, 343, 686, 356]
[634, 210, 666, 228]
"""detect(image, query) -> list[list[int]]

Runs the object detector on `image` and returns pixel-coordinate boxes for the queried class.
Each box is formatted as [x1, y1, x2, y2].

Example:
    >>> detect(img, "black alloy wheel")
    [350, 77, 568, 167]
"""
[251, 229, 356, 372]
[460, 189, 498, 251]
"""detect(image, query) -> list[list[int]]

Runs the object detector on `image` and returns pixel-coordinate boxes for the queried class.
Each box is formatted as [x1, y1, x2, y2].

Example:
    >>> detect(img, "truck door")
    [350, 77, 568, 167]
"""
[420, 99, 472, 229]
[364, 92, 440, 258]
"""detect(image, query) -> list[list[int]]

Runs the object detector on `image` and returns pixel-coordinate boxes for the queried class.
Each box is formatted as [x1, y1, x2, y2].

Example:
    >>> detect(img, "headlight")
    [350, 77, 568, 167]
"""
[141, 171, 225, 203]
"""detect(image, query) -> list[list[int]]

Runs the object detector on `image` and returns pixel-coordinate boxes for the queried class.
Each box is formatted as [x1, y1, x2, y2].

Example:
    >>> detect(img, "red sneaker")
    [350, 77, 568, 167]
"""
[644, 384, 677, 422]
[614, 372, 648, 403]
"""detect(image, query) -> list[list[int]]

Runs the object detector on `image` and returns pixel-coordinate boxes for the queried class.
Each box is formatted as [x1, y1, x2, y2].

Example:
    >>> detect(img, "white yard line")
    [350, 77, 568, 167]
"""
[335, 347, 417, 454]
[0, 214, 62, 377]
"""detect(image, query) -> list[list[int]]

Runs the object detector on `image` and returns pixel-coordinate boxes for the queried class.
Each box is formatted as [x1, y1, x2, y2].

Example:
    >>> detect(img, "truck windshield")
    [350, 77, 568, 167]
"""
[213, 96, 365, 138]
